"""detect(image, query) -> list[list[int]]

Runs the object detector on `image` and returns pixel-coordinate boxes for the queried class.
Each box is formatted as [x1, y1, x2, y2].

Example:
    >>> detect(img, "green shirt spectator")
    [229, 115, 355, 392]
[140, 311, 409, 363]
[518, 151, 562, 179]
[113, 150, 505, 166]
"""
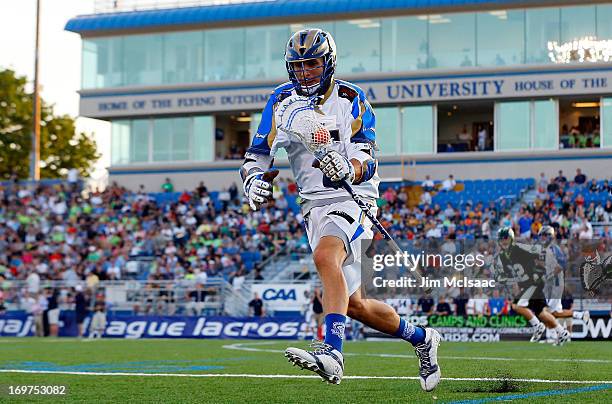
[17, 214, 31, 225]
[109, 234, 122, 246]
[82, 203, 92, 214]
[162, 178, 174, 193]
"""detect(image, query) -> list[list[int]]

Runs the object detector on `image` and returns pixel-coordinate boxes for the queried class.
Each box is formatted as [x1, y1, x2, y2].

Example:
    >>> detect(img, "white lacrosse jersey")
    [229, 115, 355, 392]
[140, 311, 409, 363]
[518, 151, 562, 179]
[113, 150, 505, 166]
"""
[248, 80, 380, 201]
[544, 243, 565, 289]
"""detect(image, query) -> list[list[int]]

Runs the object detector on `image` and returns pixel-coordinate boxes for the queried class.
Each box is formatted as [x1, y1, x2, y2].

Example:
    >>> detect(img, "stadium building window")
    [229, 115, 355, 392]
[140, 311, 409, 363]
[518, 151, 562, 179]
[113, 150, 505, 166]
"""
[381, 16, 428, 72]
[153, 119, 173, 162]
[560, 6, 596, 43]
[533, 99, 558, 150]
[82, 37, 123, 88]
[476, 10, 525, 66]
[204, 28, 245, 82]
[80, 5, 612, 90]
[495, 101, 531, 151]
[596, 4, 612, 39]
[111, 121, 130, 165]
[335, 20, 382, 74]
[401, 105, 435, 154]
[245, 25, 290, 80]
[602, 98, 612, 148]
[437, 102, 493, 153]
[108, 117, 217, 163]
[163, 31, 205, 84]
[123, 34, 163, 86]
[375, 107, 400, 155]
[172, 118, 191, 161]
[559, 98, 601, 149]
[193, 116, 215, 162]
[130, 120, 150, 163]
[525, 7, 560, 64]
[428, 13, 476, 69]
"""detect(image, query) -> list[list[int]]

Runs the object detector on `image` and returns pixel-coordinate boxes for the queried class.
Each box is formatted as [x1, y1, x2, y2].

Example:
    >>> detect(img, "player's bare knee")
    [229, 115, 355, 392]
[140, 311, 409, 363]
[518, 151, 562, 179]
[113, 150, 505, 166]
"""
[313, 239, 345, 271]
[313, 247, 336, 270]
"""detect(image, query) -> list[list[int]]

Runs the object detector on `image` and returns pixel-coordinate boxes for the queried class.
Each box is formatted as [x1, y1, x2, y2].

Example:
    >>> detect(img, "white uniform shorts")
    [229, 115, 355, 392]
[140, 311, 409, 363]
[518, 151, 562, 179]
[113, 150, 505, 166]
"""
[546, 298, 563, 313]
[47, 308, 60, 325]
[545, 284, 564, 313]
[304, 199, 375, 296]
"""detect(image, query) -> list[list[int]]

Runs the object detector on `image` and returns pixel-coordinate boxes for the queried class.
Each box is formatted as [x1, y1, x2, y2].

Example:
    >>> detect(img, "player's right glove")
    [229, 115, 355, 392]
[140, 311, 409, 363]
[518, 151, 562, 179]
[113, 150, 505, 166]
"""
[243, 170, 279, 211]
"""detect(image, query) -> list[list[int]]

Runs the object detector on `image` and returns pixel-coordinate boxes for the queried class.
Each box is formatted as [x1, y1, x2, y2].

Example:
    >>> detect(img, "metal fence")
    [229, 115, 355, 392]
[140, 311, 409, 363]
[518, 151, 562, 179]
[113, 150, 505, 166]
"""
[0, 278, 250, 317]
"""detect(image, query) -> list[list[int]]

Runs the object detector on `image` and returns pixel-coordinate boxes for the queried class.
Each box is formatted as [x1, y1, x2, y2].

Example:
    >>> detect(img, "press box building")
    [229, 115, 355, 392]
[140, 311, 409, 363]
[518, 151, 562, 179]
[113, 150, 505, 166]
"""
[66, 0, 612, 190]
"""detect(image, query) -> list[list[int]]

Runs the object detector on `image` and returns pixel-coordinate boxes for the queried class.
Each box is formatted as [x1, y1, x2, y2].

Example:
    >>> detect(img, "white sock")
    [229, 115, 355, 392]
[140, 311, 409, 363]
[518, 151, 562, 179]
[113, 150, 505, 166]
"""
[528, 317, 541, 326]
[554, 324, 565, 334]
[572, 311, 582, 319]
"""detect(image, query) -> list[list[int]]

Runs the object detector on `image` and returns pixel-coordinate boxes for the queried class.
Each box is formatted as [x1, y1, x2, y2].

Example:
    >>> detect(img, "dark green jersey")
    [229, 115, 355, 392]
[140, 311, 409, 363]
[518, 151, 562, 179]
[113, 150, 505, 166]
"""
[494, 242, 546, 290]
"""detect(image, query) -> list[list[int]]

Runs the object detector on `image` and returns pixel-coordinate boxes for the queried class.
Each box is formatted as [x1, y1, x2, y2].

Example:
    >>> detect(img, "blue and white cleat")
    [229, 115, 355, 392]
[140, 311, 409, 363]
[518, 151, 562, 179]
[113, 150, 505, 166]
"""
[581, 310, 591, 324]
[414, 328, 441, 392]
[285, 341, 344, 385]
[554, 328, 570, 346]
[530, 322, 546, 343]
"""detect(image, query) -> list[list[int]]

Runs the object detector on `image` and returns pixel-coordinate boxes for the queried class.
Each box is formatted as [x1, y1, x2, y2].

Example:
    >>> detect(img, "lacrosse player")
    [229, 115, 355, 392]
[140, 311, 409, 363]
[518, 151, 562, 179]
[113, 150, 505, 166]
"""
[494, 227, 570, 345]
[240, 28, 441, 390]
[539, 226, 590, 338]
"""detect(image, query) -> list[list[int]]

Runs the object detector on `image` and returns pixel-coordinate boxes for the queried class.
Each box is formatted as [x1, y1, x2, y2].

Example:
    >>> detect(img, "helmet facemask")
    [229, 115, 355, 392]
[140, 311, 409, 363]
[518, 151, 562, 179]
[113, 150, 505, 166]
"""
[287, 58, 326, 96]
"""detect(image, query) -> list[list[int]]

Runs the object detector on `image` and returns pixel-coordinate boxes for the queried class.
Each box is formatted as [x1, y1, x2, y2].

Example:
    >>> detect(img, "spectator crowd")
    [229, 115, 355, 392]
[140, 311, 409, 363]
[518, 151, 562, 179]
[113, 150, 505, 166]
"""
[0, 167, 609, 322]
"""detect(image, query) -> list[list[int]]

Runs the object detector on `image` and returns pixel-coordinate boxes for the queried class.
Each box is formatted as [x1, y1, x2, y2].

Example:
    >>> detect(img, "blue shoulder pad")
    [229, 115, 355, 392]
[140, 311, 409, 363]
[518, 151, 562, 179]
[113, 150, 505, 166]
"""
[337, 80, 376, 145]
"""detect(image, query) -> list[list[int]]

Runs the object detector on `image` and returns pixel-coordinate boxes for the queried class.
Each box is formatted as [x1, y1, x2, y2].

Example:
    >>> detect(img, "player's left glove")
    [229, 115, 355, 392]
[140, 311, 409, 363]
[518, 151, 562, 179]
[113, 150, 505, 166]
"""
[318, 150, 355, 184]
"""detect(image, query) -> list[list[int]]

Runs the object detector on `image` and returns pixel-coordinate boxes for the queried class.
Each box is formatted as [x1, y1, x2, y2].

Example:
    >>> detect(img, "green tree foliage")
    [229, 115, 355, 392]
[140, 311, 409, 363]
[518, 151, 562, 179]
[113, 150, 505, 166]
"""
[0, 69, 100, 180]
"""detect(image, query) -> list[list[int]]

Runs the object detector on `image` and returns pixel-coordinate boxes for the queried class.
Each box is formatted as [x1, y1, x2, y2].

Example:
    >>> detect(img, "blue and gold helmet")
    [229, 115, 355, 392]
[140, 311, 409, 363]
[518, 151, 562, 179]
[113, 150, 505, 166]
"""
[285, 28, 336, 96]
[539, 225, 555, 245]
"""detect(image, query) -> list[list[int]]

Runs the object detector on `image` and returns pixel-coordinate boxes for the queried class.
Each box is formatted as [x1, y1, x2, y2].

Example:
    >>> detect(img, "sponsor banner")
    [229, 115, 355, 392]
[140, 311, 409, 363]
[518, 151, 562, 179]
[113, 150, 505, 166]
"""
[80, 68, 612, 118]
[2, 313, 608, 340]
[365, 314, 611, 341]
[0, 314, 307, 340]
[251, 283, 310, 311]
[572, 314, 612, 340]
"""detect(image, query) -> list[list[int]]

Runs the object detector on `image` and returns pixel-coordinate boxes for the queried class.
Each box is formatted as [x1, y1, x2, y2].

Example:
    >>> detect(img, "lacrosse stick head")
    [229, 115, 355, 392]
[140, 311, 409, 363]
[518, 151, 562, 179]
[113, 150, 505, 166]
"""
[276, 95, 332, 157]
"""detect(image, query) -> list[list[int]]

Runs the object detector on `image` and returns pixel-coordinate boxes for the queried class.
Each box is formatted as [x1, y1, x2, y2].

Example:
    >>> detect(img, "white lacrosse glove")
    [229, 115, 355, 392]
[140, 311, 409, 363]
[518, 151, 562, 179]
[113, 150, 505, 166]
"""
[243, 170, 278, 211]
[319, 150, 355, 184]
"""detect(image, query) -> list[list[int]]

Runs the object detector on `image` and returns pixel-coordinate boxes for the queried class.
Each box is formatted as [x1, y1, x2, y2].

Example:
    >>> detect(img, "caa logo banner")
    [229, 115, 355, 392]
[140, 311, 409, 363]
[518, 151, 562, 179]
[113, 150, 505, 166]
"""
[251, 284, 310, 310]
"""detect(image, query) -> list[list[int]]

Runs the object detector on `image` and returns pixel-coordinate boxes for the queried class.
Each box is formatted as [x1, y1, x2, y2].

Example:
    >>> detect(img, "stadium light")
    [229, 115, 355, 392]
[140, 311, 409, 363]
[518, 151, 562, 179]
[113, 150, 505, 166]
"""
[547, 36, 612, 64]
[572, 102, 600, 108]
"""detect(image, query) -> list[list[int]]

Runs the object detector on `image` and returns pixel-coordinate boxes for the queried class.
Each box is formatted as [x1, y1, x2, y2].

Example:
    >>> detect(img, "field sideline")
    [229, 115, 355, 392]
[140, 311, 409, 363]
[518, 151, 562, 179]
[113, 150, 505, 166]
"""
[0, 338, 610, 403]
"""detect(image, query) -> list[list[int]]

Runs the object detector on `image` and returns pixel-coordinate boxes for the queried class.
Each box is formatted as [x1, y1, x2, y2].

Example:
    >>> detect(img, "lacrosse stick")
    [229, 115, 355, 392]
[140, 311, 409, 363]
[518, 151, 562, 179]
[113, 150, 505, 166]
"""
[276, 95, 427, 289]
[580, 250, 610, 297]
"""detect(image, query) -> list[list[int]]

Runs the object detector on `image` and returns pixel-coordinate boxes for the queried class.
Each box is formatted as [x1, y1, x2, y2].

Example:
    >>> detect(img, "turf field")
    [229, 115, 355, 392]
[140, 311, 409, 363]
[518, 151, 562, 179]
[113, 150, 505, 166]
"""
[0, 338, 610, 403]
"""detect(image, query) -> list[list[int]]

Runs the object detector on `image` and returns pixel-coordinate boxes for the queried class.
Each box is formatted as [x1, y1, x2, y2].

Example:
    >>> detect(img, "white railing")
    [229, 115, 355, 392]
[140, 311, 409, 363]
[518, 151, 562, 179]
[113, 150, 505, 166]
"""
[94, 0, 274, 14]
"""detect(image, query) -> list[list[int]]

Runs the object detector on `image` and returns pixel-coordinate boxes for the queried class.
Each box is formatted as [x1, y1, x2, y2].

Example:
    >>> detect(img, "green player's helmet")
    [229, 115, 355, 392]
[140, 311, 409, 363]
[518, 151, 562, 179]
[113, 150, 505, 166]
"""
[497, 226, 515, 241]
[497, 227, 514, 250]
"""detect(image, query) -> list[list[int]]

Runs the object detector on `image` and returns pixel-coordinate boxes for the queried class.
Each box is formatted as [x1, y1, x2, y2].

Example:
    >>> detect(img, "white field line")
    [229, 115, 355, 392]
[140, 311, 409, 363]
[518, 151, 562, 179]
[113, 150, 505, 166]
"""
[0, 369, 610, 384]
[222, 341, 612, 364]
